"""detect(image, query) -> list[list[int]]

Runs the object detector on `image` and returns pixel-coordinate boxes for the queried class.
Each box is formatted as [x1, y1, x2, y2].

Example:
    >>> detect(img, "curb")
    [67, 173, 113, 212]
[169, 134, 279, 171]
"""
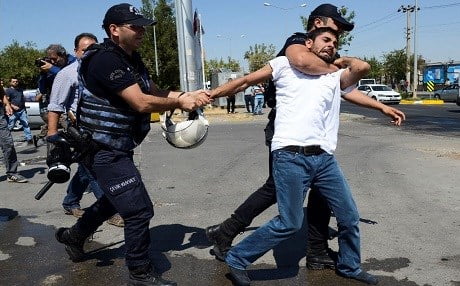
[400, 99, 444, 105]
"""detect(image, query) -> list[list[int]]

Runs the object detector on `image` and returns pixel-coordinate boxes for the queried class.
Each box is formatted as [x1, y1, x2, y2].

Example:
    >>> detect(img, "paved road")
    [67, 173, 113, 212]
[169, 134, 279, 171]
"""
[1, 109, 459, 286]
[341, 101, 460, 137]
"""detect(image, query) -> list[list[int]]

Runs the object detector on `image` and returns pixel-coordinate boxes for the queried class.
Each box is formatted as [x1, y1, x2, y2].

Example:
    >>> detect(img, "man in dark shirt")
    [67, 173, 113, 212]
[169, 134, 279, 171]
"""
[5, 78, 33, 144]
[0, 83, 28, 183]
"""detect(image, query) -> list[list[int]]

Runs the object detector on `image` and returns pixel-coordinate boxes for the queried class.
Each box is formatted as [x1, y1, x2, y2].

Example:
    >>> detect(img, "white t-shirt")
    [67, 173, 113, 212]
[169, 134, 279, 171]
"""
[270, 56, 345, 154]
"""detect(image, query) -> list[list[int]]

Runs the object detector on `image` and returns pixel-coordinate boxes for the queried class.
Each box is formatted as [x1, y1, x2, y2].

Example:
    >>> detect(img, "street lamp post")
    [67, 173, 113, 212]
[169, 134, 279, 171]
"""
[263, 2, 307, 10]
[263, 2, 307, 35]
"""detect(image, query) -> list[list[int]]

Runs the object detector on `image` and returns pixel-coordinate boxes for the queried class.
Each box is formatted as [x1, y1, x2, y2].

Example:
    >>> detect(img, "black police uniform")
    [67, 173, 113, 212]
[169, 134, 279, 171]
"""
[71, 39, 154, 270]
[224, 32, 333, 257]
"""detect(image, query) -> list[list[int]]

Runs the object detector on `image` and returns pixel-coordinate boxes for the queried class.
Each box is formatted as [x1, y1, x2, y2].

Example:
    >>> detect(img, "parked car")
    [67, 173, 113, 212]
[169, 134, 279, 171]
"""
[12, 89, 43, 130]
[456, 88, 460, 106]
[357, 84, 401, 104]
[433, 84, 459, 102]
[358, 78, 376, 86]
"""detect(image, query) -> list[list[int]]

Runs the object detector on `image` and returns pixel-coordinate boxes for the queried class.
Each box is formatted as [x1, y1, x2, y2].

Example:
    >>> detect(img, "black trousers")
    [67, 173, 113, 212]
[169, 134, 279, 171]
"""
[232, 113, 332, 254]
[75, 148, 154, 268]
[227, 96, 235, 113]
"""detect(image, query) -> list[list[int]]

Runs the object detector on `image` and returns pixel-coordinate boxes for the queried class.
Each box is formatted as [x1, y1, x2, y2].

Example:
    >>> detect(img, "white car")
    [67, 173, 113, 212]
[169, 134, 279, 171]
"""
[357, 84, 401, 104]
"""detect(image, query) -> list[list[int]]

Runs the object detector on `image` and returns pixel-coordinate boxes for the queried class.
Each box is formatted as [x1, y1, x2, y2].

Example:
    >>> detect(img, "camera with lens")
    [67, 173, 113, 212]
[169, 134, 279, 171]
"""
[46, 126, 93, 184]
[35, 57, 50, 67]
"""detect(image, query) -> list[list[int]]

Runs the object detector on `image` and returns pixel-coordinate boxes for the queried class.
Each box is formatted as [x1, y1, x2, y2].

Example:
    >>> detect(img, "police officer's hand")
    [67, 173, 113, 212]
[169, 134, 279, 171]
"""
[178, 90, 211, 112]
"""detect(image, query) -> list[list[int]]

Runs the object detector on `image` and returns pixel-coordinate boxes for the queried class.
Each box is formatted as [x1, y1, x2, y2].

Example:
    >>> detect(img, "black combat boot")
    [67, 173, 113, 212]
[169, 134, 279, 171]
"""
[306, 248, 337, 270]
[55, 227, 87, 262]
[128, 264, 177, 286]
[206, 216, 246, 261]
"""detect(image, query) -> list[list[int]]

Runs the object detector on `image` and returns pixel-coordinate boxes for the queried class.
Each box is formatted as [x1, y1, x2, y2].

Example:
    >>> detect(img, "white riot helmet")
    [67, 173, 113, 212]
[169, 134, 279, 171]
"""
[161, 108, 209, 149]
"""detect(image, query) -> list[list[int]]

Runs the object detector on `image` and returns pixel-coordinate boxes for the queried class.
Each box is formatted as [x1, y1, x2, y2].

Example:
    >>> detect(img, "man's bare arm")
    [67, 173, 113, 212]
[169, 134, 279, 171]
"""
[286, 44, 339, 75]
[343, 89, 406, 126]
[210, 65, 273, 99]
[119, 84, 210, 113]
[336, 57, 371, 89]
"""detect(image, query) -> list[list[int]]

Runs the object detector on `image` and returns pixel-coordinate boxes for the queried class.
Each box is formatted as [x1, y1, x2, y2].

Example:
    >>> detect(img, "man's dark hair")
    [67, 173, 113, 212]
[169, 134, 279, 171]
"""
[45, 44, 67, 57]
[74, 33, 98, 49]
[306, 27, 339, 42]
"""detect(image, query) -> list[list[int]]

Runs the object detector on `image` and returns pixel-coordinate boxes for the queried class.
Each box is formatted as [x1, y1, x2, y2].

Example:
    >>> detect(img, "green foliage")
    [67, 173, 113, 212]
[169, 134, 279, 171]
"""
[0, 41, 43, 88]
[363, 56, 383, 80]
[204, 57, 240, 80]
[382, 49, 407, 85]
[244, 43, 276, 72]
[139, 0, 179, 90]
[300, 5, 355, 50]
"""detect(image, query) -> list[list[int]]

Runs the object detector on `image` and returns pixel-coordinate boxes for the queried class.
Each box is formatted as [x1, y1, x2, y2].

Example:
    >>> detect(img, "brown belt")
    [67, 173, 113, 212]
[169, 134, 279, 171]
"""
[280, 145, 324, 155]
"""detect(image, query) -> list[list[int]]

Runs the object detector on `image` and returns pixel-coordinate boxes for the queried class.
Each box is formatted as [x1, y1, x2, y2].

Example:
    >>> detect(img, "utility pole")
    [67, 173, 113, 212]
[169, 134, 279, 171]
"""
[398, 5, 416, 94]
[412, 0, 420, 98]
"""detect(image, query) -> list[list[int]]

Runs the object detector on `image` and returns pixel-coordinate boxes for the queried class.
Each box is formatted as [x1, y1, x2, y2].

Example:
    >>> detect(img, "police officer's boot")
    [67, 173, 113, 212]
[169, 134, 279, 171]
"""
[205, 216, 246, 261]
[128, 264, 177, 286]
[55, 227, 87, 262]
[306, 245, 337, 270]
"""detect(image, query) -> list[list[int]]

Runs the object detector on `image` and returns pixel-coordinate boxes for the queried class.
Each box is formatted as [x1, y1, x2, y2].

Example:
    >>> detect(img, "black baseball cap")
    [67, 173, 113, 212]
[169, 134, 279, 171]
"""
[310, 4, 354, 31]
[103, 3, 156, 27]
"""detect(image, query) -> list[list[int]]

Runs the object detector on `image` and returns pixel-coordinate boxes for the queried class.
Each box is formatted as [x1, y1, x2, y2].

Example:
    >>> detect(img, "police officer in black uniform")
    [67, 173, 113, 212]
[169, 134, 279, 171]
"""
[206, 3, 355, 270]
[54, 4, 210, 286]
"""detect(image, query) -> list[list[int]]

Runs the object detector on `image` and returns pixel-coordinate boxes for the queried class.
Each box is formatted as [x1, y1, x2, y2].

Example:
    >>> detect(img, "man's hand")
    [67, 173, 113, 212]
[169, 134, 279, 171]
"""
[10, 104, 19, 111]
[333, 56, 353, 68]
[381, 105, 406, 126]
[39, 61, 53, 73]
[178, 90, 211, 112]
[4, 104, 13, 116]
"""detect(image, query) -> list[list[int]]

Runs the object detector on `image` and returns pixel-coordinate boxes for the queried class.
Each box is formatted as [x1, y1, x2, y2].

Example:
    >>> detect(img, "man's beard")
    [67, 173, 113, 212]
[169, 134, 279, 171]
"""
[313, 49, 335, 64]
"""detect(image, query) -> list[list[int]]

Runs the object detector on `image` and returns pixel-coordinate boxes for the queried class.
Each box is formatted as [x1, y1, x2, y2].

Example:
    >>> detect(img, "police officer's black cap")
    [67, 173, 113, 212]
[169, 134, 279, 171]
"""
[309, 4, 354, 31]
[103, 3, 156, 27]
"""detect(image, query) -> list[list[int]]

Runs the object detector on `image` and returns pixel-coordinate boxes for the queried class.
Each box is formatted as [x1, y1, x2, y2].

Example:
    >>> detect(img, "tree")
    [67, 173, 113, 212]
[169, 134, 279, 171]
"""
[363, 56, 384, 82]
[140, 0, 179, 90]
[382, 49, 406, 88]
[244, 43, 276, 72]
[0, 41, 44, 88]
[300, 6, 355, 50]
[204, 57, 240, 80]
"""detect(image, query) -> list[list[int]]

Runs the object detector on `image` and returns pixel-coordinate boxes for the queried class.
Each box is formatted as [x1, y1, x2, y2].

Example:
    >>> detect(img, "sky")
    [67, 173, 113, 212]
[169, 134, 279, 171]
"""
[1, 0, 459, 72]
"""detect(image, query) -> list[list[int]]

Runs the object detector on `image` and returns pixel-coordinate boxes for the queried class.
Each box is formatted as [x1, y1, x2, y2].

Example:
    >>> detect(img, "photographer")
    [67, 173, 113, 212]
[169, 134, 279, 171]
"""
[34, 44, 76, 145]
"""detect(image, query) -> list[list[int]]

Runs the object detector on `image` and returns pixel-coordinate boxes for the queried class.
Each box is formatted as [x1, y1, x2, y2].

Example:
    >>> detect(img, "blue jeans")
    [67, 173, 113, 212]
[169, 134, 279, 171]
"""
[62, 163, 104, 210]
[253, 95, 264, 114]
[226, 149, 362, 277]
[8, 109, 32, 141]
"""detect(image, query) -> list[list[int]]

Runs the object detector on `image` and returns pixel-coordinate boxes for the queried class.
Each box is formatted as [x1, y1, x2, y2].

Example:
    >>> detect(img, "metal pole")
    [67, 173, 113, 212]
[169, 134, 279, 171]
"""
[412, 0, 418, 98]
[175, 0, 199, 92]
[175, 0, 187, 91]
[199, 13, 206, 89]
[153, 25, 159, 75]
[406, 9, 411, 93]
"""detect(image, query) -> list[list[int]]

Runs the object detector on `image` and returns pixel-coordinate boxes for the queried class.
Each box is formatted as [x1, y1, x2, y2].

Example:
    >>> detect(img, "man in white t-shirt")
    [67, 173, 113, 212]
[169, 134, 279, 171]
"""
[211, 27, 405, 285]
